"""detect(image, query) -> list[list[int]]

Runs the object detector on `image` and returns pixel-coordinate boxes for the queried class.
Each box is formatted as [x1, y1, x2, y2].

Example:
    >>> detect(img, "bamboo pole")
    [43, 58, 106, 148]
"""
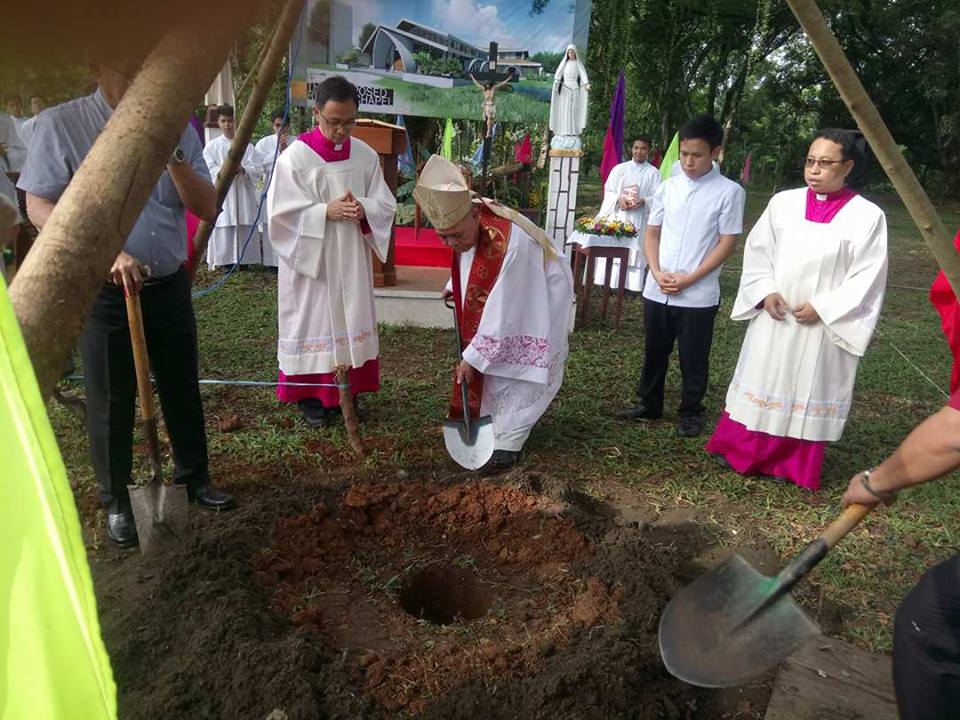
[10, 12, 258, 402]
[189, 0, 303, 282]
[785, 0, 960, 297]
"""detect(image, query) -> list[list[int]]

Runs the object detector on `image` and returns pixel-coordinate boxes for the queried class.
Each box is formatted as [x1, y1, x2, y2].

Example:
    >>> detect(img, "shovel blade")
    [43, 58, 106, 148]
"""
[658, 554, 821, 687]
[127, 481, 192, 554]
[443, 415, 495, 469]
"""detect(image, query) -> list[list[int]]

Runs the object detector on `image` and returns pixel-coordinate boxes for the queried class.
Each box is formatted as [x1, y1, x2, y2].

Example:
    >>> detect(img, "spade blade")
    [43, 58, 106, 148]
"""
[658, 554, 821, 688]
[443, 414, 495, 470]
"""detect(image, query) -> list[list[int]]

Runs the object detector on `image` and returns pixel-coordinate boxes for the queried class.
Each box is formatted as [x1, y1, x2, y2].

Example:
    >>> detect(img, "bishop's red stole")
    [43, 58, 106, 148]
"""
[449, 208, 512, 419]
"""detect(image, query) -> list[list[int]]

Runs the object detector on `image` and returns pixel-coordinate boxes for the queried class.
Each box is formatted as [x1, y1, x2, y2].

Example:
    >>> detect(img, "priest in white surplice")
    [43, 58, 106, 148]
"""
[254, 109, 290, 268]
[594, 137, 661, 290]
[706, 129, 888, 491]
[204, 104, 264, 269]
[267, 76, 396, 428]
[414, 155, 575, 471]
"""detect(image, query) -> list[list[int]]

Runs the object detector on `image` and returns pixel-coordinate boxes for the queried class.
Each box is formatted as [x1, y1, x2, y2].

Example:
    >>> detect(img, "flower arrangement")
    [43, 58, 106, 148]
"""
[575, 215, 638, 238]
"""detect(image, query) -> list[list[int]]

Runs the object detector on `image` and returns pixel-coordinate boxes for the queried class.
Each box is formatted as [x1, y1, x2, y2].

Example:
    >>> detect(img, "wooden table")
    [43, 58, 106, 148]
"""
[568, 231, 635, 330]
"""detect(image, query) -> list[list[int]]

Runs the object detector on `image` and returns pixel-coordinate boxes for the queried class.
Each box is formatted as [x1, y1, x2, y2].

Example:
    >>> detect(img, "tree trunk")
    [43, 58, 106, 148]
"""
[717, 59, 750, 164]
[10, 10, 260, 402]
[786, 0, 960, 297]
[189, 0, 303, 281]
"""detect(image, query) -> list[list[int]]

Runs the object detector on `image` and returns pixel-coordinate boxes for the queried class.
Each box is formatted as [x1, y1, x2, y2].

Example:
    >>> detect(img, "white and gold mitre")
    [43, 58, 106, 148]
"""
[412, 155, 473, 230]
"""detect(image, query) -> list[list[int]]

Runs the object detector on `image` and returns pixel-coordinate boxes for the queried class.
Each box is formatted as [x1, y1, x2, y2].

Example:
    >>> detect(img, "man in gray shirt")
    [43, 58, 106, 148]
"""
[19, 58, 236, 548]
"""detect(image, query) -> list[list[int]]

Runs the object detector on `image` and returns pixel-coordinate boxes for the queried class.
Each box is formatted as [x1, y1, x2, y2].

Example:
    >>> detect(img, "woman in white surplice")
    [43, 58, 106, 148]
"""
[549, 45, 590, 137]
[706, 129, 888, 491]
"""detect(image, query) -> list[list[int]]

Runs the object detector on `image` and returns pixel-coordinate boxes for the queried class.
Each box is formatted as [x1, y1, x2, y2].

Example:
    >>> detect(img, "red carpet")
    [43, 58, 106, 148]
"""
[394, 227, 452, 268]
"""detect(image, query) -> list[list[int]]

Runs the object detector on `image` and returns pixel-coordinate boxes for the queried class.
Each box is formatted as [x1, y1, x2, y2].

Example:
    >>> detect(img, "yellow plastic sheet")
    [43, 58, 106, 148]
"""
[0, 274, 116, 720]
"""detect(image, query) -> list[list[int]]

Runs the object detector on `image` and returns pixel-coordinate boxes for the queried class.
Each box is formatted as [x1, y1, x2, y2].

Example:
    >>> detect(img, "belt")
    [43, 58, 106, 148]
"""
[143, 268, 182, 287]
[104, 263, 184, 291]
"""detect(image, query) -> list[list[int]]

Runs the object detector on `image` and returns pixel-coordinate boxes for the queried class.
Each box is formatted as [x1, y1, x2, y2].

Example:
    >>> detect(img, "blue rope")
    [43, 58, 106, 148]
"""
[193, 2, 307, 300]
[64, 375, 345, 390]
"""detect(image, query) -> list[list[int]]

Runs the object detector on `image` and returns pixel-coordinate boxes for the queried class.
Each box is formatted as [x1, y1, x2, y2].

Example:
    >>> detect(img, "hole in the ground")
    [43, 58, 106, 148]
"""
[398, 563, 492, 625]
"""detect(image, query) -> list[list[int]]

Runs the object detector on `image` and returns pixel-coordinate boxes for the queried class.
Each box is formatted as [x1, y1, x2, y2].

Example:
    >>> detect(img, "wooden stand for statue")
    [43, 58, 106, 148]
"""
[352, 119, 407, 288]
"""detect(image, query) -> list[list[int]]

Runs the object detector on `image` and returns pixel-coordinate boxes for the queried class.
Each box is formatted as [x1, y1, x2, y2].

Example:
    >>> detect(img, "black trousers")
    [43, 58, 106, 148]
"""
[893, 553, 960, 719]
[80, 266, 209, 511]
[637, 298, 718, 417]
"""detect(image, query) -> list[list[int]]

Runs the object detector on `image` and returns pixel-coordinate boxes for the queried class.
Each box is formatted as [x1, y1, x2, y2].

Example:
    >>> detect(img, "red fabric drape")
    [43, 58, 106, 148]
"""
[929, 229, 960, 393]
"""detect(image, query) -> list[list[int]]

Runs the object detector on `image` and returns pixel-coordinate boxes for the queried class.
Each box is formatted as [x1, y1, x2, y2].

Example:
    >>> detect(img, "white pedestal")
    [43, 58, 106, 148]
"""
[545, 151, 582, 256]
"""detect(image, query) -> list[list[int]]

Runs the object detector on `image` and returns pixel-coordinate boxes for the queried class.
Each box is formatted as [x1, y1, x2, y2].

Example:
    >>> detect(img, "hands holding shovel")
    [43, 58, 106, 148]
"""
[456, 359, 475, 386]
[109, 250, 150, 296]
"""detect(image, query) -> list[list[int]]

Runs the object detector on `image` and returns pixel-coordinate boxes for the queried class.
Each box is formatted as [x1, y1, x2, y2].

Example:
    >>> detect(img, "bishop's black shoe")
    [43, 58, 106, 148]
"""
[487, 449, 520, 471]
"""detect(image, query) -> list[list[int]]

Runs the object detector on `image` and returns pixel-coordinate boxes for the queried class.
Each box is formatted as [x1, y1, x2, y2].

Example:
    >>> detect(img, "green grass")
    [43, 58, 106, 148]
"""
[50, 191, 960, 653]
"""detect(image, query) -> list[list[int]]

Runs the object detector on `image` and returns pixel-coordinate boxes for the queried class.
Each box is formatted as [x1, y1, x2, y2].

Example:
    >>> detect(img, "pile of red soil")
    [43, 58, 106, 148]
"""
[91, 477, 762, 719]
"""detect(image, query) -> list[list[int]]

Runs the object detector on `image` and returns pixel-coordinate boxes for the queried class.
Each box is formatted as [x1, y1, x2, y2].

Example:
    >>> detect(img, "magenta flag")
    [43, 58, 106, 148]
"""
[600, 71, 626, 186]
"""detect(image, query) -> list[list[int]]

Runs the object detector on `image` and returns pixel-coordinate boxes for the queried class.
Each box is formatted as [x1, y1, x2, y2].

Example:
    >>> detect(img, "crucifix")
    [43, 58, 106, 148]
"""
[468, 43, 514, 183]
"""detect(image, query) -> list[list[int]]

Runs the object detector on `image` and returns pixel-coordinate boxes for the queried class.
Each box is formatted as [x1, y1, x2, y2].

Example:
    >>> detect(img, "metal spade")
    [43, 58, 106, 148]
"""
[125, 290, 191, 553]
[442, 298, 494, 470]
[658, 502, 874, 687]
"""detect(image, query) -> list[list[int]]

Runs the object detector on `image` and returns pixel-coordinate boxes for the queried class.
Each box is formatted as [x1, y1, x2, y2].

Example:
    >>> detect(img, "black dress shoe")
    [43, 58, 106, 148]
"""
[298, 399, 332, 428]
[616, 403, 663, 421]
[488, 450, 520, 471]
[710, 452, 732, 469]
[106, 510, 138, 548]
[352, 396, 368, 423]
[677, 415, 705, 437]
[188, 483, 236, 511]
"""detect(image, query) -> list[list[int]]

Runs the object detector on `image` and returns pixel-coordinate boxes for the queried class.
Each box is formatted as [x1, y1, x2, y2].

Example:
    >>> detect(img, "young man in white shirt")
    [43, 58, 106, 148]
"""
[618, 114, 745, 437]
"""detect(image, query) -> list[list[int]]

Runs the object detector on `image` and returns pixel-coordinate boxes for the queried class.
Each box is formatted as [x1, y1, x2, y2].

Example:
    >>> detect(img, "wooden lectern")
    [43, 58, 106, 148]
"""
[352, 119, 407, 288]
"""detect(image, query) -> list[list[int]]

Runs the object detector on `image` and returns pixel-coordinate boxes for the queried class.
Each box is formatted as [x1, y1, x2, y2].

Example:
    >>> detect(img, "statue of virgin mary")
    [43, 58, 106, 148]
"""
[549, 44, 591, 145]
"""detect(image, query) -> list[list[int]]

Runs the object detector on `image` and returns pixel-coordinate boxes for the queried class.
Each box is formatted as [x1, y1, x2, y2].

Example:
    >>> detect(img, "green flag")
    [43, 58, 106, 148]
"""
[441, 118, 454, 160]
[660, 131, 679, 181]
[0, 274, 116, 719]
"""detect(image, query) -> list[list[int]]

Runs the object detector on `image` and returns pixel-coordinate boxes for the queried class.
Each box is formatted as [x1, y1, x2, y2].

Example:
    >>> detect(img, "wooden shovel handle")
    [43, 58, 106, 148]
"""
[820, 503, 874, 549]
[125, 292, 156, 422]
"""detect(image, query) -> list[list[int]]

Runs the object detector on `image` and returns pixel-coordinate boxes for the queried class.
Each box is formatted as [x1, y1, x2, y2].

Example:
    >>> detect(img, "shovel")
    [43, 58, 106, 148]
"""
[125, 289, 191, 553]
[658, 502, 874, 688]
[442, 298, 494, 470]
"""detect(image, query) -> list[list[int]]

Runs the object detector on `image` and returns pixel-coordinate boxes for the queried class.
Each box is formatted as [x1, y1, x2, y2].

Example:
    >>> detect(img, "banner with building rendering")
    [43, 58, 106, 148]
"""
[291, 0, 593, 122]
